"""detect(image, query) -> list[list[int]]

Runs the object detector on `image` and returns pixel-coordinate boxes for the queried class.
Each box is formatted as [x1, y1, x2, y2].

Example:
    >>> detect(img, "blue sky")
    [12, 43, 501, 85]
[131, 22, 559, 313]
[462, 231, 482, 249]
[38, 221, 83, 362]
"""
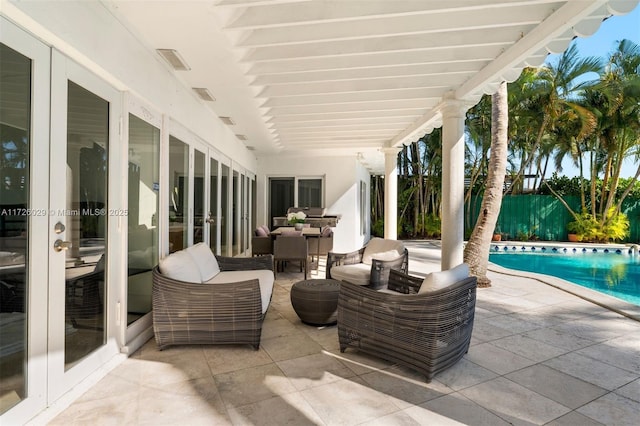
[546, 6, 640, 178]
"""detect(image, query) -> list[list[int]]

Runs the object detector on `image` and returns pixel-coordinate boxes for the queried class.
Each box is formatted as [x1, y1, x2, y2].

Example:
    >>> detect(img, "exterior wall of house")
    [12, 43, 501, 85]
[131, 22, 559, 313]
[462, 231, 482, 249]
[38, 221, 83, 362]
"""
[257, 155, 371, 253]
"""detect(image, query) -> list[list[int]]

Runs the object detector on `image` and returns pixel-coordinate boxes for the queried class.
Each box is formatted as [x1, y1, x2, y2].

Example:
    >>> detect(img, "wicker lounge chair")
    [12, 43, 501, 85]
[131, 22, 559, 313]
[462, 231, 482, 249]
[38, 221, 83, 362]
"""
[327, 237, 408, 289]
[337, 269, 477, 382]
[152, 253, 274, 350]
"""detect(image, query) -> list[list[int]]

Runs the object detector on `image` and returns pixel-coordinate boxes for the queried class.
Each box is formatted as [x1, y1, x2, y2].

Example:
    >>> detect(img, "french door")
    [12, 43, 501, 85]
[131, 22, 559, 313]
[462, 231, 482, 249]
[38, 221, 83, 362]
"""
[47, 50, 121, 403]
[1, 21, 121, 422]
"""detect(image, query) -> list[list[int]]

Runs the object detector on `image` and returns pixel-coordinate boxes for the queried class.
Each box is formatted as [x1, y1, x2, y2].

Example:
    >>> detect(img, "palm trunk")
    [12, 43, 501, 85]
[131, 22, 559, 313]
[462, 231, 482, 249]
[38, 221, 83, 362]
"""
[463, 81, 508, 287]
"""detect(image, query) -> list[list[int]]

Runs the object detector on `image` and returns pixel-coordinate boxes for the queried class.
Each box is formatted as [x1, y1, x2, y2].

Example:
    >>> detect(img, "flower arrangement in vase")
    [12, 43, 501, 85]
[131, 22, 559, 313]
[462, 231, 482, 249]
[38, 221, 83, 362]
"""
[287, 211, 307, 230]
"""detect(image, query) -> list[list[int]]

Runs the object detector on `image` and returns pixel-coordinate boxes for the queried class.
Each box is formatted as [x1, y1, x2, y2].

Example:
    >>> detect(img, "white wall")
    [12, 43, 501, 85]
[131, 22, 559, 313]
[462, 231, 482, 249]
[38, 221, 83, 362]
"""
[257, 154, 371, 252]
[5, 0, 257, 172]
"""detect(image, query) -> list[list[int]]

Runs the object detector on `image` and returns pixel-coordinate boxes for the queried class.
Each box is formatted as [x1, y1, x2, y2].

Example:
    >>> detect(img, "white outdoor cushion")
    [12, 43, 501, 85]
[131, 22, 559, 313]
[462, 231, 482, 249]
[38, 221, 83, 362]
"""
[204, 270, 274, 314]
[186, 242, 220, 281]
[362, 238, 405, 265]
[330, 263, 372, 286]
[159, 250, 202, 283]
[419, 263, 470, 294]
[371, 250, 403, 262]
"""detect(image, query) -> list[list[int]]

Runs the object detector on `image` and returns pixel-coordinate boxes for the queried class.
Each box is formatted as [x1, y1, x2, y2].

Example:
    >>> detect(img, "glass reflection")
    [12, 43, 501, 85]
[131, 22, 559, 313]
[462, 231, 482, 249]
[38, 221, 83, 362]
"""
[0, 42, 30, 414]
[168, 137, 188, 253]
[127, 114, 159, 324]
[64, 81, 108, 369]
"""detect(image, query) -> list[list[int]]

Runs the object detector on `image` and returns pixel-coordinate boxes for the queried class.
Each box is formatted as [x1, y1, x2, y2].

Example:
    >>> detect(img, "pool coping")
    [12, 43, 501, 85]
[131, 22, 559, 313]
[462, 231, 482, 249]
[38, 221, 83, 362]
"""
[487, 244, 640, 322]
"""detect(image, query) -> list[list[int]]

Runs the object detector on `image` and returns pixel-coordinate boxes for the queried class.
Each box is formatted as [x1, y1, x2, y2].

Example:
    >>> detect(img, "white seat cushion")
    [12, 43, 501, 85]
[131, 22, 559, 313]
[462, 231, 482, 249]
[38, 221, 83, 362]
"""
[330, 263, 372, 286]
[159, 250, 202, 283]
[361, 238, 405, 265]
[204, 270, 274, 314]
[186, 242, 220, 281]
[419, 263, 470, 294]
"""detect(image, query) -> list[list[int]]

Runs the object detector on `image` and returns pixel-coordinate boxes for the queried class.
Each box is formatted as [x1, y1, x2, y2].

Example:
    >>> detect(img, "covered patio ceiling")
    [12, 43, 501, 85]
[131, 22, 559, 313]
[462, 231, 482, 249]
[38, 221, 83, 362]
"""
[107, 0, 638, 174]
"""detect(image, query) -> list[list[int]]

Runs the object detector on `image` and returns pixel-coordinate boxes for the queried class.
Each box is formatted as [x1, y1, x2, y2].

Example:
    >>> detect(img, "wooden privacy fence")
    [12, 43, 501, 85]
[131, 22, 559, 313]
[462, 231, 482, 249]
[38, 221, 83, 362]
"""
[465, 195, 640, 243]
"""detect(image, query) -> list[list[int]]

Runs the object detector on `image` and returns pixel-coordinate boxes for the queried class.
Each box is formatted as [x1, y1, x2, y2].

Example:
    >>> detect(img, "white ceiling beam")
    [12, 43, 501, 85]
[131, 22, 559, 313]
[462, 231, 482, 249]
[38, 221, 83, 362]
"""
[268, 109, 425, 123]
[258, 75, 463, 97]
[226, 0, 559, 29]
[252, 63, 478, 85]
[238, 4, 555, 47]
[275, 117, 414, 129]
[243, 26, 532, 62]
[261, 88, 447, 107]
[247, 45, 505, 75]
[265, 99, 438, 116]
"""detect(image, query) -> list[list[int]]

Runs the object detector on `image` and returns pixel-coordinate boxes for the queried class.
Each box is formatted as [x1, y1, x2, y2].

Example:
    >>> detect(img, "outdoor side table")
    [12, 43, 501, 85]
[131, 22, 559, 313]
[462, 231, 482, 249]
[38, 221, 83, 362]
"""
[290, 279, 341, 325]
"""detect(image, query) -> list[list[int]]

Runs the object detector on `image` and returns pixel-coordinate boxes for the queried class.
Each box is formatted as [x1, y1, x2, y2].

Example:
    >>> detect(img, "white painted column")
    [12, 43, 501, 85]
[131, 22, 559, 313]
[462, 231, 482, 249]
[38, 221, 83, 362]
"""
[440, 97, 470, 270]
[382, 147, 402, 240]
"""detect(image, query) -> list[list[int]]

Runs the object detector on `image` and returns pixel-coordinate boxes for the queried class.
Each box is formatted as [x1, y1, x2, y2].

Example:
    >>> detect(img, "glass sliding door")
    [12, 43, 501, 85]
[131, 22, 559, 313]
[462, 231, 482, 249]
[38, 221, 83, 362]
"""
[168, 136, 189, 253]
[220, 164, 229, 256]
[193, 150, 205, 244]
[209, 157, 218, 254]
[232, 170, 240, 255]
[0, 42, 31, 415]
[269, 177, 294, 229]
[127, 114, 159, 324]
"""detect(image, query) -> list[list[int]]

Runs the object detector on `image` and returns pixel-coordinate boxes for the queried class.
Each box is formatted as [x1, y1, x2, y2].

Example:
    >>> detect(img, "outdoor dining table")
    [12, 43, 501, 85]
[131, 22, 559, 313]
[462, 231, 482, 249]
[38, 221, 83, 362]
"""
[270, 226, 321, 238]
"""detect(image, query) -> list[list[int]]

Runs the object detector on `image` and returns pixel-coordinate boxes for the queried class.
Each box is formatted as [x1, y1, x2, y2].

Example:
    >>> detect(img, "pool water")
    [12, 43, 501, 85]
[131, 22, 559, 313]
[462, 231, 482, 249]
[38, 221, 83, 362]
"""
[489, 250, 640, 306]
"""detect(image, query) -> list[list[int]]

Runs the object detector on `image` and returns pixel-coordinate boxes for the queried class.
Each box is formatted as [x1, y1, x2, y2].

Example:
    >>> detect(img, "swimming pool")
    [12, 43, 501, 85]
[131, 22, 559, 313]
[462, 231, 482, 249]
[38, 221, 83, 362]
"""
[489, 246, 640, 306]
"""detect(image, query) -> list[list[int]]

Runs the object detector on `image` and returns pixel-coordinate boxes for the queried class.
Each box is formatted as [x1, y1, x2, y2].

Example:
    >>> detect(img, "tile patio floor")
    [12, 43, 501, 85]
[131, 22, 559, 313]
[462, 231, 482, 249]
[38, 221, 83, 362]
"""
[44, 241, 640, 425]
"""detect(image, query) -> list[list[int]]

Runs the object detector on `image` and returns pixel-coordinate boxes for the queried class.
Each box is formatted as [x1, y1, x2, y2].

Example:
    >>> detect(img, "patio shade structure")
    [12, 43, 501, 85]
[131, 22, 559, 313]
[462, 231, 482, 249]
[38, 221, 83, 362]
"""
[105, 0, 638, 268]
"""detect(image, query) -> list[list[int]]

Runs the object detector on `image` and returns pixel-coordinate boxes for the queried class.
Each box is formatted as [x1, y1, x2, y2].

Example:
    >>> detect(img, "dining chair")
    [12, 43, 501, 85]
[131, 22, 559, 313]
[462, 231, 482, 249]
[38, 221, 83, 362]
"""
[273, 234, 308, 279]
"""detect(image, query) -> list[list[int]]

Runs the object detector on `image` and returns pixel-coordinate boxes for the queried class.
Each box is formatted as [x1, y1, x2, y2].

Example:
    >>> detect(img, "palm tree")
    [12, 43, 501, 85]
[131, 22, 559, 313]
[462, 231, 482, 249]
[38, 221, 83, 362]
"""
[509, 44, 602, 194]
[463, 81, 509, 287]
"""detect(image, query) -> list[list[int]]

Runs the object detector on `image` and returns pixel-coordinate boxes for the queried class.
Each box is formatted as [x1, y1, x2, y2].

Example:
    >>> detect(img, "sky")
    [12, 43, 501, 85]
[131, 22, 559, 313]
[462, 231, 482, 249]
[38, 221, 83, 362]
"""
[544, 5, 640, 179]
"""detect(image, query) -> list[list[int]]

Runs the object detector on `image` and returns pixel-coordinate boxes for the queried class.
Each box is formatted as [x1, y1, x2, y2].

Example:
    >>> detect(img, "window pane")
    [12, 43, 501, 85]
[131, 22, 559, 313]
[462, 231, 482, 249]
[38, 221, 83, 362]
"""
[209, 158, 218, 253]
[298, 179, 322, 207]
[127, 114, 159, 324]
[0, 42, 30, 414]
[193, 150, 205, 244]
[168, 136, 188, 253]
[220, 164, 229, 255]
[65, 81, 108, 369]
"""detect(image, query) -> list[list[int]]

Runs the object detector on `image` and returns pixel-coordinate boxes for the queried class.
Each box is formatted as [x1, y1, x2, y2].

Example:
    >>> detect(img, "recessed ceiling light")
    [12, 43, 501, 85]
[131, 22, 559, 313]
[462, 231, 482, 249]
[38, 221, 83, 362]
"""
[156, 49, 191, 71]
[236, 134, 248, 141]
[192, 87, 216, 101]
[220, 116, 235, 125]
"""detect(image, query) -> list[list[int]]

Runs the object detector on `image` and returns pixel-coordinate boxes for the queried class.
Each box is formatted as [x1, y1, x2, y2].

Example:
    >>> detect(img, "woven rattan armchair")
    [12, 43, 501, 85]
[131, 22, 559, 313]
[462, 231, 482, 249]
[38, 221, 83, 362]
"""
[152, 254, 273, 350]
[337, 269, 477, 382]
[326, 238, 408, 289]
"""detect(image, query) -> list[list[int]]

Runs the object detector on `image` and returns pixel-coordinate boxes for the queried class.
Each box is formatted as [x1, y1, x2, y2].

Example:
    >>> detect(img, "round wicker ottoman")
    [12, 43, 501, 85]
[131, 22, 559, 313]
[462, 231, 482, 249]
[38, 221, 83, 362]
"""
[290, 279, 341, 325]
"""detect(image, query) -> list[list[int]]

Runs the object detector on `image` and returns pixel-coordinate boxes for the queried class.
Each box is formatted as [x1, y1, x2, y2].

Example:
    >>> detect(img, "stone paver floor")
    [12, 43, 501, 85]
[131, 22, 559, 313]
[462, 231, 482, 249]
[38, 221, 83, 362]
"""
[42, 241, 640, 425]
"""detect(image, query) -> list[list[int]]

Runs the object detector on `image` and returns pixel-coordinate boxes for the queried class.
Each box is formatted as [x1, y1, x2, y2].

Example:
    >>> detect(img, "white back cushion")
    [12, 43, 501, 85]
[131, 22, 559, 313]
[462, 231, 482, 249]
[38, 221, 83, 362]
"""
[186, 242, 220, 281]
[419, 263, 470, 294]
[159, 250, 202, 283]
[362, 238, 405, 265]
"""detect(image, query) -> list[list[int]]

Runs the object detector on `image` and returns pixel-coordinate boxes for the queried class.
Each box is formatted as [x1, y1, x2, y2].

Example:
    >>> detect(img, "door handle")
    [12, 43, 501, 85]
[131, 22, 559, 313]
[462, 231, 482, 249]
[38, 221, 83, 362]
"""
[53, 239, 73, 252]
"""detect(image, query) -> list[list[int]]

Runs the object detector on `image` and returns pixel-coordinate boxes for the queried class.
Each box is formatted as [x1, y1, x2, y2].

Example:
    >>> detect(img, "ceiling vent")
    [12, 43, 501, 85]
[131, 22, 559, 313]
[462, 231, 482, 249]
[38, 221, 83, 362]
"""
[192, 87, 216, 102]
[220, 116, 235, 125]
[156, 49, 191, 71]
[236, 134, 248, 141]
[246, 146, 255, 151]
